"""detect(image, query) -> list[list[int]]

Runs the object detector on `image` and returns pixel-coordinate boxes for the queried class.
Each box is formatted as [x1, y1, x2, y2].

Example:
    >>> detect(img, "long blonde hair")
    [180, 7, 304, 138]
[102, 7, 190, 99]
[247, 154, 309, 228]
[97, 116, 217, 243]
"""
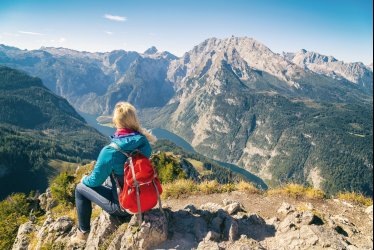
[112, 102, 157, 144]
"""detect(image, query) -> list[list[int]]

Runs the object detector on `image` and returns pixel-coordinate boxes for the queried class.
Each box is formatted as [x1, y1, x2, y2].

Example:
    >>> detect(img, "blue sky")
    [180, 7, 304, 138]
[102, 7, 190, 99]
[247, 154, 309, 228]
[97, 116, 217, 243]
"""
[0, 0, 372, 64]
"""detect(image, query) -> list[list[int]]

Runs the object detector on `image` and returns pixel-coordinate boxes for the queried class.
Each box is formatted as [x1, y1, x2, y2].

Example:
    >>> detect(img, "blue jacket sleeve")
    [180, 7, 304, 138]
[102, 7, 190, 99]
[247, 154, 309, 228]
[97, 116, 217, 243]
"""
[83, 146, 114, 187]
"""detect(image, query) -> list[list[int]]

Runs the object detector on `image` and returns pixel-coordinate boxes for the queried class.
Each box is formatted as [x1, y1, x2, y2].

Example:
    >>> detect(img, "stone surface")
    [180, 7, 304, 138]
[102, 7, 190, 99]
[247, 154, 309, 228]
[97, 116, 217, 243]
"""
[12, 195, 374, 250]
[277, 202, 296, 215]
[12, 222, 36, 250]
[84, 211, 126, 250]
[117, 209, 168, 250]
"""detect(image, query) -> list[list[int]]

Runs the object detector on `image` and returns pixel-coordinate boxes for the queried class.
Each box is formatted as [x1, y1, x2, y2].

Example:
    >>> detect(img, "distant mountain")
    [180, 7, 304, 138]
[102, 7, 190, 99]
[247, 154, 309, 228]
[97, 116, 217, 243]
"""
[153, 37, 373, 195]
[0, 45, 177, 114]
[0, 37, 372, 195]
[283, 49, 373, 94]
[0, 66, 107, 199]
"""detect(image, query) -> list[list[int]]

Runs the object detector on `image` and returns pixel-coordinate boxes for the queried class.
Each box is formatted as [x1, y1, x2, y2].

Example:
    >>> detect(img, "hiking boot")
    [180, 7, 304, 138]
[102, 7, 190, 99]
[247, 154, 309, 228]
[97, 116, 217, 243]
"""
[70, 228, 89, 245]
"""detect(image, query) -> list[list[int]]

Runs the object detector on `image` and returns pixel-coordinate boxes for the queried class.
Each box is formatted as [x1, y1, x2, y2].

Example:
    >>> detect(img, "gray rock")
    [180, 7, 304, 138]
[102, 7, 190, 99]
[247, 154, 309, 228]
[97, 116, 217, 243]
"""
[365, 205, 373, 215]
[224, 202, 245, 215]
[12, 221, 36, 250]
[204, 231, 221, 242]
[85, 211, 125, 250]
[200, 202, 223, 213]
[222, 216, 239, 241]
[184, 204, 198, 214]
[119, 209, 168, 250]
[52, 216, 73, 235]
[329, 215, 359, 237]
[277, 202, 296, 215]
[38, 188, 58, 211]
[272, 225, 349, 250]
[196, 240, 221, 250]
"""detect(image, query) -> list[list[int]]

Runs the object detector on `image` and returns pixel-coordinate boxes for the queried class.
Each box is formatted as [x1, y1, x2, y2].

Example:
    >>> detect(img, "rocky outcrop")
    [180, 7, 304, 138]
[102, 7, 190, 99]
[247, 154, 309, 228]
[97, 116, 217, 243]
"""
[12, 195, 373, 250]
[12, 222, 36, 250]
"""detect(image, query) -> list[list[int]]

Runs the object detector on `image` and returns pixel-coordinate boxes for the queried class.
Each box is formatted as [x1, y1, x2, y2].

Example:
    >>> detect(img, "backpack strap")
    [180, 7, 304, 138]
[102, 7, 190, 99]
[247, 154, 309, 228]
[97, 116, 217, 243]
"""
[109, 142, 130, 158]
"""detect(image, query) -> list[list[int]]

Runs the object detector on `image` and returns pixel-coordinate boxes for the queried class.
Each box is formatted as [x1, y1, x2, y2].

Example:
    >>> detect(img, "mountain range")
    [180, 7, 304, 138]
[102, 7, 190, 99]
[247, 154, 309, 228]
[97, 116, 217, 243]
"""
[0, 37, 372, 195]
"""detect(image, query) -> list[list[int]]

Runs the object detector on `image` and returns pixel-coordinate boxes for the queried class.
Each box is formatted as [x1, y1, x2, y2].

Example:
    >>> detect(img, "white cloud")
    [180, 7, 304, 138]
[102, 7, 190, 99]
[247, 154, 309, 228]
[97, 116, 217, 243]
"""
[105, 31, 113, 35]
[18, 31, 45, 36]
[58, 37, 66, 43]
[104, 14, 127, 22]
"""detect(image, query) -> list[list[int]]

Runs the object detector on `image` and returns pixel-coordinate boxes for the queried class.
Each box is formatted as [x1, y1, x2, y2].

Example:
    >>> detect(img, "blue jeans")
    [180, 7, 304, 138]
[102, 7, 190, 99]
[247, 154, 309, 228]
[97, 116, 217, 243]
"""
[75, 176, 129, 232]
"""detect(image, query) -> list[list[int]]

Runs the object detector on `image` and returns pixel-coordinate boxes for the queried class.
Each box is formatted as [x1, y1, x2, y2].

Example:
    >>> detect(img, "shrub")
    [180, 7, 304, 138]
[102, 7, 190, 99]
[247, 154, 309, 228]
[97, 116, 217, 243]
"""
[50, 171, 75, 205]
[0, 193, 31, 250]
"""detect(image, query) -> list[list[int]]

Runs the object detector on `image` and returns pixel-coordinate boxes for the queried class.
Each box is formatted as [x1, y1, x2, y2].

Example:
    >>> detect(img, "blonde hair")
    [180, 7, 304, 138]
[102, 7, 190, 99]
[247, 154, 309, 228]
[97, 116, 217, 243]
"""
[112, 102, 157, 144]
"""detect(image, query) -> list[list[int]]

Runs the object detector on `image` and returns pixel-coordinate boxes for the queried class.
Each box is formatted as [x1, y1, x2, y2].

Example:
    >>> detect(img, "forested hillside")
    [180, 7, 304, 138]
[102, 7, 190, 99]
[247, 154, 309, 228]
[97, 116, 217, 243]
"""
[0, 66, 107, 199]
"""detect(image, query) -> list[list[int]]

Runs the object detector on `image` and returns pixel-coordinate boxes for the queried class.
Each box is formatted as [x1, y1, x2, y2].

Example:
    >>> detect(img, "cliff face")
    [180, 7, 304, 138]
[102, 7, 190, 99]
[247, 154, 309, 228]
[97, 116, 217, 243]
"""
[12, 187, 373, 249]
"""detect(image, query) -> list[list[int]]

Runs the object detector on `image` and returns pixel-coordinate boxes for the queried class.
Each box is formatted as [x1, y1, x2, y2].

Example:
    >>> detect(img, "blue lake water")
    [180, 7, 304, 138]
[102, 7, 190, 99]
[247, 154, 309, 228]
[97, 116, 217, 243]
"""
[79, 112, 268, 189]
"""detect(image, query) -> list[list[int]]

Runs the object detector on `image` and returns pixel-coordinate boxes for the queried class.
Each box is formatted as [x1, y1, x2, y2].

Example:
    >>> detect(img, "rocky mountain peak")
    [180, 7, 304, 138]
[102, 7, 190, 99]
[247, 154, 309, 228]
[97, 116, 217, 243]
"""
[285, 48, 373, 91]
[144, 46, 158, 55]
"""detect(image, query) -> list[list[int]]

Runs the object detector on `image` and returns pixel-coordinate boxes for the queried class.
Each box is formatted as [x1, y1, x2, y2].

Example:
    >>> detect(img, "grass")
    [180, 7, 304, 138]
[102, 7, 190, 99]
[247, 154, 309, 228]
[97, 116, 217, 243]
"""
[161, 179, 197, 199]
[161, 179, 260, 199]
[267, 183, 326, 199]
[74, 162, 95, 185]
[236, 181, 261, 194]
[186, 158, 212, 177]
[337, 192, 373, 206]
[48, 159, 80, 173]
[50, 204, 77, 222]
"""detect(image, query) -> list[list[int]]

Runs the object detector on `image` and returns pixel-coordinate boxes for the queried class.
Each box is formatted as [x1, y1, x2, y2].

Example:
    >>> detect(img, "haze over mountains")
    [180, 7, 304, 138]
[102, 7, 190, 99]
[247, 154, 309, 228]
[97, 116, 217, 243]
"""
[0, 36, 372, 195]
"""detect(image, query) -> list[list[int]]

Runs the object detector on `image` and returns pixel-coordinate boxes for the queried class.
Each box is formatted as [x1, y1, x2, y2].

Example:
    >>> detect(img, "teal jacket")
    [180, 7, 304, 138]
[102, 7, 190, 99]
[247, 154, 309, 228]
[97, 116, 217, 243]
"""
[82, 132, 152, 187]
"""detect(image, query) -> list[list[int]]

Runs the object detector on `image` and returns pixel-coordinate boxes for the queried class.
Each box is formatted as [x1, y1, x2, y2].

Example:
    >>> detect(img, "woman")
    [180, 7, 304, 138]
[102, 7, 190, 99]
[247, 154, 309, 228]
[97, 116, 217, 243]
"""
[72, 102, 156, 242]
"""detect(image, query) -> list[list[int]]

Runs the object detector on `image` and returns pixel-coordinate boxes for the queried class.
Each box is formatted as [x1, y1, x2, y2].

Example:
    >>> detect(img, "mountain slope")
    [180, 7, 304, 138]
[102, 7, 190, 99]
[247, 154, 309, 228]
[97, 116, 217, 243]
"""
[153, 37, 373, 195]
[0, 66, 107, 199]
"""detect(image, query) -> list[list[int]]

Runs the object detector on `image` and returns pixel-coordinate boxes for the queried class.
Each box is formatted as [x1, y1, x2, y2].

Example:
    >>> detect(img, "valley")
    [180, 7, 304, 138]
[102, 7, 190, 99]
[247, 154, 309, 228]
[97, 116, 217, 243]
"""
[0, 36, 372, 195]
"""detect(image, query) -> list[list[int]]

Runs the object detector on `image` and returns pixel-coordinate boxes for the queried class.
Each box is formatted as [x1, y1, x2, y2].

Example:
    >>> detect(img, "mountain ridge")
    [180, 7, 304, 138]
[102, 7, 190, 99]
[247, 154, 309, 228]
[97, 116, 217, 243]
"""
[0, 37, 372, 195]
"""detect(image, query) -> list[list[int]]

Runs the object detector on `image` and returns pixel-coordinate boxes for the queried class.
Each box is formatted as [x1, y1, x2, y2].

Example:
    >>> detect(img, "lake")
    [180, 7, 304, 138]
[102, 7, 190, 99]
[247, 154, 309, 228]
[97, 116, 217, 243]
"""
[79, 112, 268, 189]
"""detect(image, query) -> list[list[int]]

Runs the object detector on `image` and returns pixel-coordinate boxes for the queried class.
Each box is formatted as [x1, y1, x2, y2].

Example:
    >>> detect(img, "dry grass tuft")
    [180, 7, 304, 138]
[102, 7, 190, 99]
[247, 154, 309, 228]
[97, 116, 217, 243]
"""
[267, 183, 326, 199]
[236, 181, 261, 194]
[161, 179, 260, 199]
[337, 192, 373, 206]
[198, 180, 221, 194]
[161, 179, 197, 199]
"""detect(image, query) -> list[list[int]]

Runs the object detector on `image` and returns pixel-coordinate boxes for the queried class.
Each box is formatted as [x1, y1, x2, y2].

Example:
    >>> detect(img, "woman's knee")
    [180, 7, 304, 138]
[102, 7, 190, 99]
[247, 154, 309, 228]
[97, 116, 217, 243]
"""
[75, 182, 88, 199]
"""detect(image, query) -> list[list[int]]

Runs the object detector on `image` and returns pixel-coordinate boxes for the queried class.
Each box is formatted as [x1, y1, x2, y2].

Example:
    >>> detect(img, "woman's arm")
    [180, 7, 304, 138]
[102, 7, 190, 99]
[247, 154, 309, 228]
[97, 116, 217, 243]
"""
[82, 146, 116, 187]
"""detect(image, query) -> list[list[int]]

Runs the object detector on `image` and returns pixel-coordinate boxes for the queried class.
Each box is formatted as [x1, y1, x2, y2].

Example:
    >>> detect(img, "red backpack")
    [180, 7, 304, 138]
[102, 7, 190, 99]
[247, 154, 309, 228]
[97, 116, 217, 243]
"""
[109, 142, 163, 225]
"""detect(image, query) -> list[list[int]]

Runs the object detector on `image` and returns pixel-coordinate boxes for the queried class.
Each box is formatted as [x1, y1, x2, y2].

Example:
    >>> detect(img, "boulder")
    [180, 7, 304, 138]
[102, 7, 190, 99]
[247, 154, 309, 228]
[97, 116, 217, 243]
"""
[117, 209, 168, 250]
[272, 225, 350, 250]
[12, 222, 36, 250]
[84, 211, 126, 250]
[52, 216, 73, 236]
[38, 188, 58, 211]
